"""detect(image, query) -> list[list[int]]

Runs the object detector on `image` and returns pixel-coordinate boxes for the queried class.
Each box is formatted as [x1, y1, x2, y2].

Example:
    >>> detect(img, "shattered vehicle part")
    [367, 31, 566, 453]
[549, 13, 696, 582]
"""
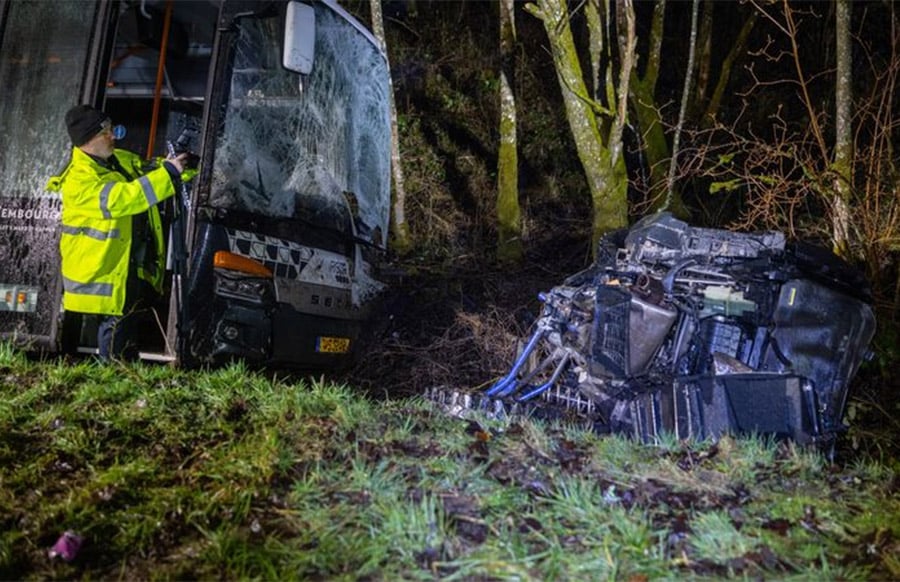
[459, 213, 877, 446]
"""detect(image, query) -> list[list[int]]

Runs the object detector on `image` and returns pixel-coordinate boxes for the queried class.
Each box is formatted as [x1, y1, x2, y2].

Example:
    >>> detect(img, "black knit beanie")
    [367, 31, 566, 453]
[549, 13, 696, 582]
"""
[65, 105, 110, 147]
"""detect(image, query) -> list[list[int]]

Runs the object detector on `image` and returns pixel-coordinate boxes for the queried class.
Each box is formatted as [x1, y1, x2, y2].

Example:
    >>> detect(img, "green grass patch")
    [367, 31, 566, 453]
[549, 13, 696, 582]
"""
[0, 344, 898, 579]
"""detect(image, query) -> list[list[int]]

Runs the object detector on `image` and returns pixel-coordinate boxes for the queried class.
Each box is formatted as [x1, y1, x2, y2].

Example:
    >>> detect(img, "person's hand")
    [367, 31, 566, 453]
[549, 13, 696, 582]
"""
[165, 152, 191, 174]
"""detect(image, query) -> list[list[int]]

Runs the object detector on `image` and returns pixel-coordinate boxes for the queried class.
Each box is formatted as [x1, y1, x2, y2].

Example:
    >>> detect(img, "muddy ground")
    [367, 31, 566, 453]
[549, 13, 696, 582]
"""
[343, 230, 593, 399]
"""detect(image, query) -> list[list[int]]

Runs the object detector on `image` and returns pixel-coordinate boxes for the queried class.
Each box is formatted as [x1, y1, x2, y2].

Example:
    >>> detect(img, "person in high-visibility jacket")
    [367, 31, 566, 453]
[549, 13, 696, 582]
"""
[46, 104, 192, 360]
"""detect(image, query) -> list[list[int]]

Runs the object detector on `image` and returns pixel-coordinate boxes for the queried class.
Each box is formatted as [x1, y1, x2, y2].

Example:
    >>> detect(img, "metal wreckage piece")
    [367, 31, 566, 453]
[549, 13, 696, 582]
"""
[430, 212, 877, 447]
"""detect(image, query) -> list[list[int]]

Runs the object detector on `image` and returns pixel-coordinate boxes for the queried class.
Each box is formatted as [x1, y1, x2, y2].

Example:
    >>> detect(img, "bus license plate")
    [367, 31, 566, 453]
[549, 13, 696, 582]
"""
[316, 336, 351, 353]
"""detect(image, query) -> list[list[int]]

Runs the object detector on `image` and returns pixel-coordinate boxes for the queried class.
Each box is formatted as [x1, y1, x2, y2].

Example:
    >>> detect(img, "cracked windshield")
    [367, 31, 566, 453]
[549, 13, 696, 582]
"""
[209, 6, 391, 247]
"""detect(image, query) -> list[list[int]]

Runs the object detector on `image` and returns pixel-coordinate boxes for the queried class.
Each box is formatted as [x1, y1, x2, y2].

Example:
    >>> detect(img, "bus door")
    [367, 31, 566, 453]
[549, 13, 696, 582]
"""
[100, 1, 218, 359]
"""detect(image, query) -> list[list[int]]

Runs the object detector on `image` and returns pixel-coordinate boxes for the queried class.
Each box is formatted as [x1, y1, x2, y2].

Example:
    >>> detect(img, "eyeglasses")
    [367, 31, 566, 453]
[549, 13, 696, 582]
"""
[100, 119, 127, 140]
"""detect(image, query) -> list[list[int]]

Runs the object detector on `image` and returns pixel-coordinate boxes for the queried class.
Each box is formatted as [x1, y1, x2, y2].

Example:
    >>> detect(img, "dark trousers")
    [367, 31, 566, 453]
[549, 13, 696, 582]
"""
[97, 278, 156, 361]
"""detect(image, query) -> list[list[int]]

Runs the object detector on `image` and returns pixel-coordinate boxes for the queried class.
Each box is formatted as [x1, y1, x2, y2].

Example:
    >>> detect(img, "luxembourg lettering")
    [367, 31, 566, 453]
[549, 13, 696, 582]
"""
[0, 206, 60, 220]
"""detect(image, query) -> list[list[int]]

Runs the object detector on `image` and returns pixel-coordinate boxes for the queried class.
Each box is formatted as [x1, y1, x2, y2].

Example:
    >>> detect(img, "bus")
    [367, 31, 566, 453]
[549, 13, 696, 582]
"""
[0, 0, 392, 367]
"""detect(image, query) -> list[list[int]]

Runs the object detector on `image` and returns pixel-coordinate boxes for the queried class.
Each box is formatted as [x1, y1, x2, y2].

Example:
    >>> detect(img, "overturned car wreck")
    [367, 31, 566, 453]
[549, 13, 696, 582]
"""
[442, 213, 877, 446]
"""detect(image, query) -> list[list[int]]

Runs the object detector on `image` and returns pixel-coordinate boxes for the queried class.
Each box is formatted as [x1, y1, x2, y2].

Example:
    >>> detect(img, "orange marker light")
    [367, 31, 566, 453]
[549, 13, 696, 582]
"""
[213, 251, 273, 277]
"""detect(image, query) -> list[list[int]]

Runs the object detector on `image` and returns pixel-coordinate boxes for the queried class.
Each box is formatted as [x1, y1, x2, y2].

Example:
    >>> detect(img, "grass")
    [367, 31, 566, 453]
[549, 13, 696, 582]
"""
[1, 344, 898, 580]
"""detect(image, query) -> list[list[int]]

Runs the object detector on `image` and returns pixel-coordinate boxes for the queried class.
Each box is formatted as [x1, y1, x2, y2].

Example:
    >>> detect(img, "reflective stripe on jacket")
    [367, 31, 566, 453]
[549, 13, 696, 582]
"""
[46, 147, 176, 316]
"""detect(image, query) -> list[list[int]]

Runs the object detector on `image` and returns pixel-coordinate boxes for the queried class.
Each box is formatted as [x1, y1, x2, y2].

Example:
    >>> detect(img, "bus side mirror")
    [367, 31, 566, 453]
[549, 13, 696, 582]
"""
[283, 2, 315, 74]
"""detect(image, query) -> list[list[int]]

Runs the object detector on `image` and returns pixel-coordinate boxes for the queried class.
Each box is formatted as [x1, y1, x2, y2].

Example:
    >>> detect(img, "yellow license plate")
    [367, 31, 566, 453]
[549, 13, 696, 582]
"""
[316, 336, 351, 353]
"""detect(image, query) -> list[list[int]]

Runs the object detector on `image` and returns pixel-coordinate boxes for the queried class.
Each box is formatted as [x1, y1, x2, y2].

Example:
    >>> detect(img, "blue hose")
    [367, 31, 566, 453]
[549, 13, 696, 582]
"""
[485, 328, 546, 397]
[516, 353, 570, 402]
[495, 351, 556, 397]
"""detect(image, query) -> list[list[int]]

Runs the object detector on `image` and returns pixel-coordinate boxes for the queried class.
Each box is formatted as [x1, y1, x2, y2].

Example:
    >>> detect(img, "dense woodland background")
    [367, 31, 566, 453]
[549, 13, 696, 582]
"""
[366, 0, 899, 275]
[327, 0, 900, 449]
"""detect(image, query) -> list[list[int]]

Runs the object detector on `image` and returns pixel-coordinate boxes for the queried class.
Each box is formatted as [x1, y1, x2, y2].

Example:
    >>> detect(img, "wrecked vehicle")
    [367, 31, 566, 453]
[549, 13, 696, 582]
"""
[437, 213, 876, 447]
[0, 1, 390, 367]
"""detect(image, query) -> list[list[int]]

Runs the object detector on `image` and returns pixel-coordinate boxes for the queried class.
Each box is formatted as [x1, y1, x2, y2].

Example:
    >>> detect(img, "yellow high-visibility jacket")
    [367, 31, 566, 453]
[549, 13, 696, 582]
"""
[46, 147, 177, 316]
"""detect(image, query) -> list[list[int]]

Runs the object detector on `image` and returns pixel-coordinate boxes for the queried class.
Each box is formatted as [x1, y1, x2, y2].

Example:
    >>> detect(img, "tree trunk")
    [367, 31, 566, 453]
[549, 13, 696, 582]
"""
[497, 0, 523, 262]
[627, 1, 688, 218]
[832, 0, 852, 257]
[526, 0, 630, 246]
[370, 0, 411, 252]
[666, 0, 700, 209]
[586, 0, 603, 100]
[702, 10, 756, 127]
[692, 0, 714, 120]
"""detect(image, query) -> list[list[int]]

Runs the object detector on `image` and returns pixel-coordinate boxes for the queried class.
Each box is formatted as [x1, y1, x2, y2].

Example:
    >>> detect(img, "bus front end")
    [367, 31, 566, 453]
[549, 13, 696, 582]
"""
[182, 1, 391, 368]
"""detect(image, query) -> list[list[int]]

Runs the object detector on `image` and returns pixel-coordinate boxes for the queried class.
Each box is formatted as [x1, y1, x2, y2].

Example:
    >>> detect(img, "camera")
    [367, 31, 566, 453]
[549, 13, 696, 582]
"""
[168, 124, 200, 169]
